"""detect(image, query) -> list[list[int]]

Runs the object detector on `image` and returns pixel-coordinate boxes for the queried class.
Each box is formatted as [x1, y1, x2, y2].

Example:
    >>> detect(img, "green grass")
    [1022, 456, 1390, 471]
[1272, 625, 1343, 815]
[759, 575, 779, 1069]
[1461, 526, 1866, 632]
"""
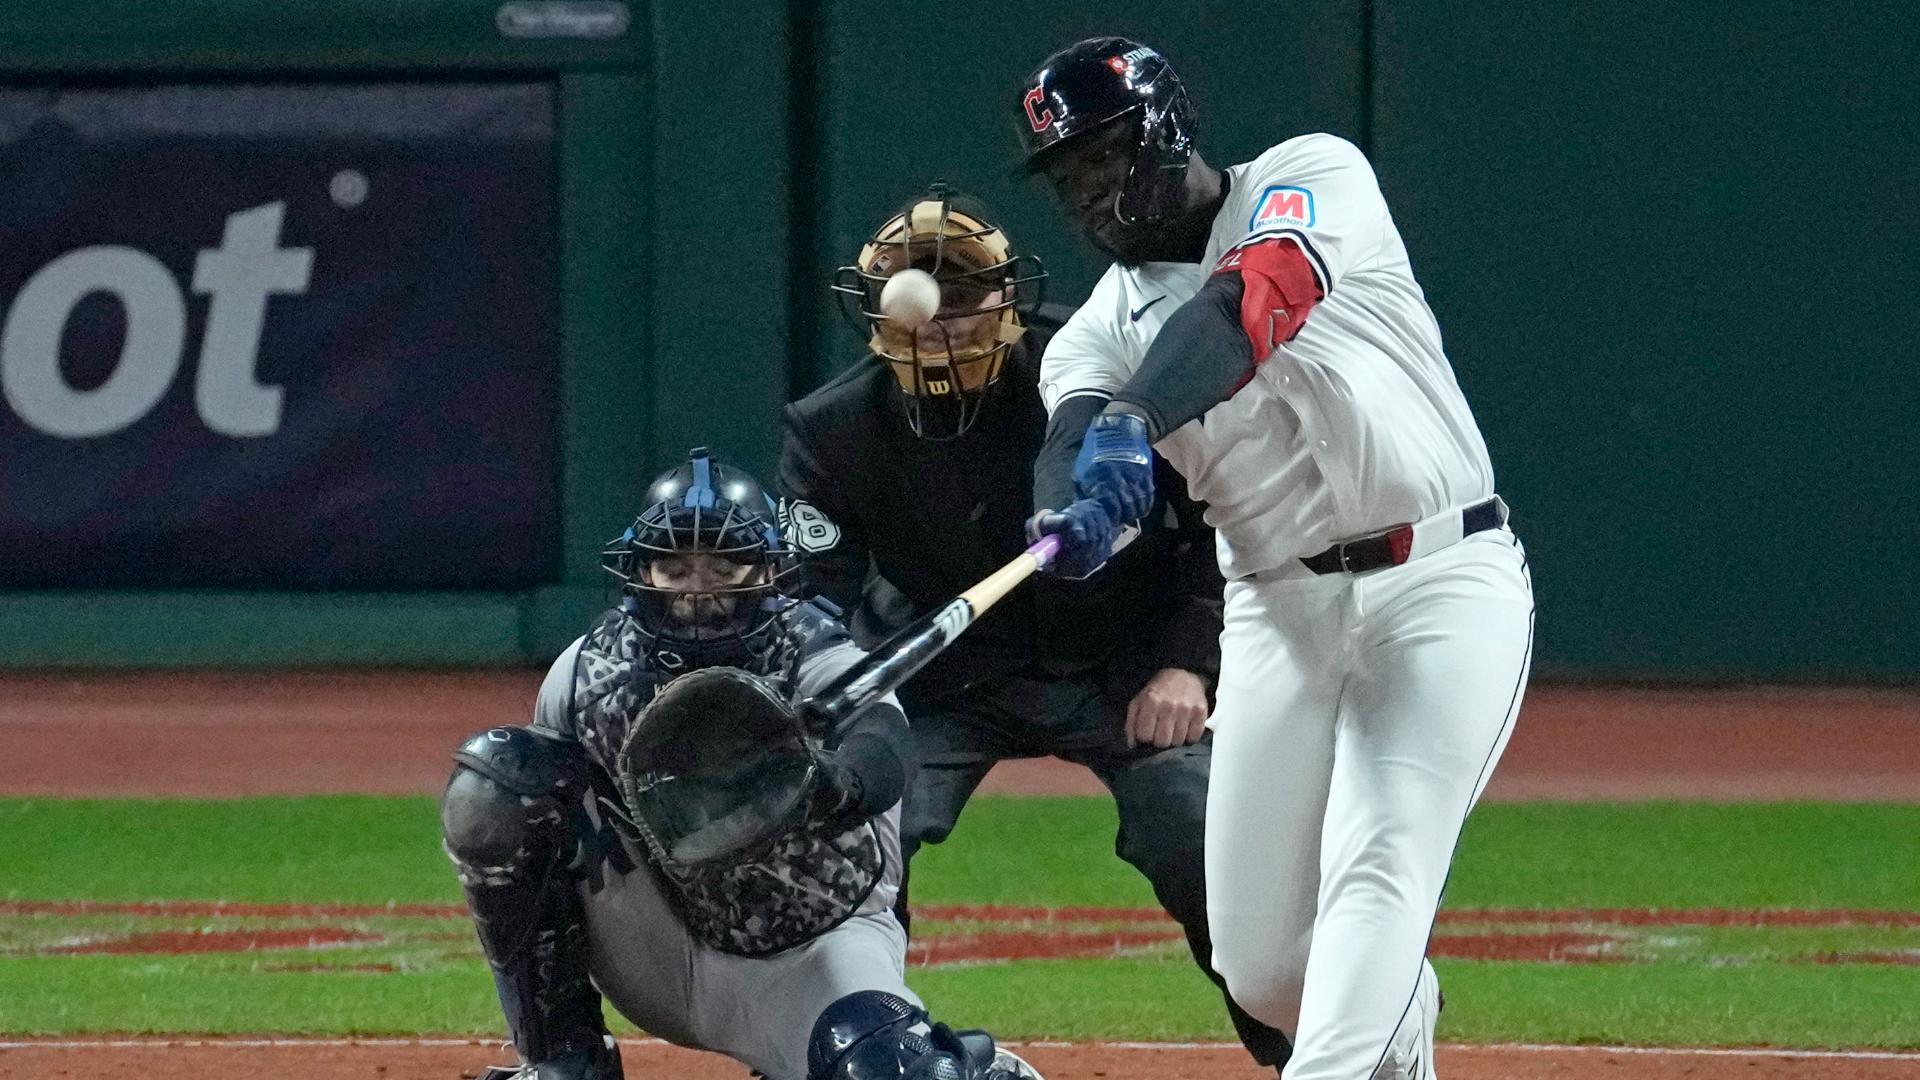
[12, 797, 1917, 910]
[0, 954, 496, 1034]
[0, 796, 457, 904]
[1436, 962, 1920, 1049]
[1441, 802, 1920, 910]
[915, 798, 1920, 911]
[3, 796, 1918, 1046]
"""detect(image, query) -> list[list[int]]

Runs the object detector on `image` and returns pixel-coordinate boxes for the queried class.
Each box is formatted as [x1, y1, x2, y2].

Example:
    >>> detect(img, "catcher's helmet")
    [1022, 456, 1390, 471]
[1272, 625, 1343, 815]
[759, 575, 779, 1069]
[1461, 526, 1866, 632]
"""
[830, 183, 1045, 441]
[605, 447, 799, 674]
[1015, 37, 1196, 225]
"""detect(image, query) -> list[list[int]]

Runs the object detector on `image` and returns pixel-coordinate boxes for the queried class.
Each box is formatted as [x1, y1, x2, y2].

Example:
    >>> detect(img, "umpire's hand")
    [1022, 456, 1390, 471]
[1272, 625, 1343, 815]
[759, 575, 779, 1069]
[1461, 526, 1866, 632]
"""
[1126, 667, 1210, 749]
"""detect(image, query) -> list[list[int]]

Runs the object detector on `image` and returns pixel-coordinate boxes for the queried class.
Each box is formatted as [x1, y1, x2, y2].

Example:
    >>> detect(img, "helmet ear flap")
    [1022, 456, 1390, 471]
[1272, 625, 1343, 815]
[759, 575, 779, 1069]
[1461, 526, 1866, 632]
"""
[1116, 80, 1195, 225]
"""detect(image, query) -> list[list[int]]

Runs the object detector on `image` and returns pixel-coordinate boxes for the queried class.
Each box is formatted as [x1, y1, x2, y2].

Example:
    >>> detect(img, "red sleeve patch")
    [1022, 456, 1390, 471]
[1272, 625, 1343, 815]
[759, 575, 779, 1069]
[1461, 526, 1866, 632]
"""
[1215, 238, 1324, 363]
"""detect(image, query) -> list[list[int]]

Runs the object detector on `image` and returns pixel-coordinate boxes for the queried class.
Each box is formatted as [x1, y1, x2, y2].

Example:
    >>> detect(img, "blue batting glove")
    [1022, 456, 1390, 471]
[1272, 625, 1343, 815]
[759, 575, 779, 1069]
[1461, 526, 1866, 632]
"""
[1072, 410, 1155, 525]
[1026, 498, 1117, 579]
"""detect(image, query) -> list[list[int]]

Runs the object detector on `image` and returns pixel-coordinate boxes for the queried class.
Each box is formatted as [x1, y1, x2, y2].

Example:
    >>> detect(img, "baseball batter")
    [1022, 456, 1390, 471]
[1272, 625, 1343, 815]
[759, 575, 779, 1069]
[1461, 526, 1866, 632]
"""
[1017, 39, 1536, 1080]
[439, 449, 1037, 1080]
[780, 184, 1291, 1071]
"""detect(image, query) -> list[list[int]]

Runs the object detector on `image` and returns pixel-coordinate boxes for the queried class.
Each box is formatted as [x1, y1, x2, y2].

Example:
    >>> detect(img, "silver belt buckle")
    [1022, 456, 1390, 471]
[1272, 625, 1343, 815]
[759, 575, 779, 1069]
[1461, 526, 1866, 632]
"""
[1337, 541, 1360, 574]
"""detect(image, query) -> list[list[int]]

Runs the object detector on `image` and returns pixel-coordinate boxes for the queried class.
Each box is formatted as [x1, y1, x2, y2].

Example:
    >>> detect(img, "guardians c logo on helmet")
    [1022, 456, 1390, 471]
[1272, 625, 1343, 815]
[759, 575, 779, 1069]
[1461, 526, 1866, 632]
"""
[1013, 37, 1197, 226]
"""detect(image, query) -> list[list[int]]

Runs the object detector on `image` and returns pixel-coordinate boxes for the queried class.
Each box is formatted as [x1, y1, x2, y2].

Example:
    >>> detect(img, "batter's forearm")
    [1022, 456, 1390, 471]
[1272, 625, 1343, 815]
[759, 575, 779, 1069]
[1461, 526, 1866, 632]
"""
[1109, 273, 1253, 440]
[1034, 393, 1106, 510]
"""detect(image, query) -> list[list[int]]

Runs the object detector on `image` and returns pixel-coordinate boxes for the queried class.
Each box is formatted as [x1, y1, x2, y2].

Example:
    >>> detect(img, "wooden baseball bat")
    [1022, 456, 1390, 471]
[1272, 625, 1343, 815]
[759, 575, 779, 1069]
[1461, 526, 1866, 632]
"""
[801, 534, 1061, 731]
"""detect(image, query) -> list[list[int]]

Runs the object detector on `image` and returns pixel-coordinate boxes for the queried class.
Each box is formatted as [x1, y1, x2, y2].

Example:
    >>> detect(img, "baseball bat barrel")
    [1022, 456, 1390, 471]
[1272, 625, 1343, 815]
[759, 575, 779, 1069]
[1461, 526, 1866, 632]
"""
[802, 535, 1061, 732]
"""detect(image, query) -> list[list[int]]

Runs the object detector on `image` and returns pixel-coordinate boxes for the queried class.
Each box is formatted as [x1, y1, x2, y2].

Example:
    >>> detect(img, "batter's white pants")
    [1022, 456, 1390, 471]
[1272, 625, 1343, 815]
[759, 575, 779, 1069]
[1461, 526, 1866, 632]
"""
[1205, 529, 1534, 1080]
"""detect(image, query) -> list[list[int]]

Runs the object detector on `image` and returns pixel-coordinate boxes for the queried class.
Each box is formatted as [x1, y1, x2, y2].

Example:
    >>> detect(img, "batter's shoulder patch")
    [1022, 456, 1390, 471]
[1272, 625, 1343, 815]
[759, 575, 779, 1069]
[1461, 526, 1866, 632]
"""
[1249, 184, 1316, 232]
[778, 498, 842, 554]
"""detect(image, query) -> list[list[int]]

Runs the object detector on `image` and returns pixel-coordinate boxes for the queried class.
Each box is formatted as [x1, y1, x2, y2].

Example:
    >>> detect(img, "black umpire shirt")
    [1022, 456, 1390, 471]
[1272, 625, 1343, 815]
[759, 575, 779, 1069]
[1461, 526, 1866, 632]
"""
[775, 318, 1226, 711]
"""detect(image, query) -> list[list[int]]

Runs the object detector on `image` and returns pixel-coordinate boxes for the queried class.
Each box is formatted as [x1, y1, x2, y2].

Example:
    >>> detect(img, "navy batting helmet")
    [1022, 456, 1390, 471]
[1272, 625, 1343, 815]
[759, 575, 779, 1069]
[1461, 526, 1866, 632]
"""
[1015, 37, 1196, 225]
[604, 447, 800, 674]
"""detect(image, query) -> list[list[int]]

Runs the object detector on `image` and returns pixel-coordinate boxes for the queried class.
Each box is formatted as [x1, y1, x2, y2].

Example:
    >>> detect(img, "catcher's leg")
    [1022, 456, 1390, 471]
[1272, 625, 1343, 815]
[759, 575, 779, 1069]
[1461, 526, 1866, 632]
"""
[715, 909, 922, 1079]
[442, 727, 622, 1080]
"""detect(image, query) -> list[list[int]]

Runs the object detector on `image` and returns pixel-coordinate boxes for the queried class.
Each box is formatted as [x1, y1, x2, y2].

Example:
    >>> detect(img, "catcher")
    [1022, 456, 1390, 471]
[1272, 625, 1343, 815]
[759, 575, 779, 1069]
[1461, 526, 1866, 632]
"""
[440, 448, 1039, 1080]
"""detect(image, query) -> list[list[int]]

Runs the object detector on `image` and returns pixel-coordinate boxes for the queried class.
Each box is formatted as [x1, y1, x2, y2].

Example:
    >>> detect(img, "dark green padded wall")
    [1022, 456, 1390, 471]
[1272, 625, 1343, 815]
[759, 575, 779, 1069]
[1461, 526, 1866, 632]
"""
[1, 0, 1912, 676]
[1371, 2, 1919, 677]
[794, 1, 1369, 397]
[642, 5, 795, 483]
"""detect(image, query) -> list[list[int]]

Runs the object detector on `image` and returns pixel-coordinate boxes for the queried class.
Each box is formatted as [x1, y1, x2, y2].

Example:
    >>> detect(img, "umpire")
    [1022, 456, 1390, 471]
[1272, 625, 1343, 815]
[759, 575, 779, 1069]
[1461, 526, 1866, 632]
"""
[775, 183, 1290, 1073]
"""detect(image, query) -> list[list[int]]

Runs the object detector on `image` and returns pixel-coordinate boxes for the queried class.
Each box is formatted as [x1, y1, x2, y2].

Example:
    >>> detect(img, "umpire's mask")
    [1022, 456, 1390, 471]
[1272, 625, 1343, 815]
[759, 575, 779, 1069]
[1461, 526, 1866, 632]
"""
[830, 184, 1046, 442]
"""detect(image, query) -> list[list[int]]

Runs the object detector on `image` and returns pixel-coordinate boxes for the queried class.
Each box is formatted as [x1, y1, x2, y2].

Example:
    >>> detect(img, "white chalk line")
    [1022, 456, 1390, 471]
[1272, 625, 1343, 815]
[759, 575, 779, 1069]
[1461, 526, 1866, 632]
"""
[1468, 1042, 1920, 1061]
[2, 1037, 1919, 1061]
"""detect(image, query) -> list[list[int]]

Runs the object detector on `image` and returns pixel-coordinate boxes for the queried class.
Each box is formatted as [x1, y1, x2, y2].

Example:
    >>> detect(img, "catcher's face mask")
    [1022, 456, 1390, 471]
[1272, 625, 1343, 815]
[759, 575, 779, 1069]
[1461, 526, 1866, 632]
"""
[831, 185, 1046, 441]
[605, 448, 801, 674]
[643, 553, 768, 639]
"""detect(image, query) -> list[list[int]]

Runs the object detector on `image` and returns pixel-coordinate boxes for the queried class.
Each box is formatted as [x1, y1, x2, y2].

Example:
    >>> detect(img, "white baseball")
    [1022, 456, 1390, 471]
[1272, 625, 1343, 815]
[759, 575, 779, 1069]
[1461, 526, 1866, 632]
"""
[878, 268, 941, 329]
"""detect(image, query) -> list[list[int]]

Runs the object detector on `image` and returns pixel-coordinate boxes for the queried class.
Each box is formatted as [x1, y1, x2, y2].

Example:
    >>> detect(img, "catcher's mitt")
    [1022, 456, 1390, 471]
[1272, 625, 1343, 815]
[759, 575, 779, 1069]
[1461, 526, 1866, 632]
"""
[613, 665, 822, 869]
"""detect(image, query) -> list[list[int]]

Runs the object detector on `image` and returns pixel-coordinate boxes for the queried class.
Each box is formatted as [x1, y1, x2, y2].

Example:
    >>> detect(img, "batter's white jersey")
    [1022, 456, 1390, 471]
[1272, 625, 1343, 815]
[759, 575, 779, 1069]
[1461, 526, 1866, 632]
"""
[1041, 133, 1495, 578]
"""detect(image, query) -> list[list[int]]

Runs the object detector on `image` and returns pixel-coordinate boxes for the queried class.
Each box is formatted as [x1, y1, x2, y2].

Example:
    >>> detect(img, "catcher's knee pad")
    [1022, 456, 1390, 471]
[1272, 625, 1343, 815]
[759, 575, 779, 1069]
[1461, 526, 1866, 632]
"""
[448, 727, 589, 802]
[442, 768, 553, 876]
[442, 727, 592, 881]
[442, 728, 608, 1066]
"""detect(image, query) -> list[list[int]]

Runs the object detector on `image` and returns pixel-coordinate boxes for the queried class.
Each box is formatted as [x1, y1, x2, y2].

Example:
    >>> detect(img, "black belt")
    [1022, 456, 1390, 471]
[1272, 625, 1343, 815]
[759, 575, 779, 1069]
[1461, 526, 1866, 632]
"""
[1300, 497, 1507, 575]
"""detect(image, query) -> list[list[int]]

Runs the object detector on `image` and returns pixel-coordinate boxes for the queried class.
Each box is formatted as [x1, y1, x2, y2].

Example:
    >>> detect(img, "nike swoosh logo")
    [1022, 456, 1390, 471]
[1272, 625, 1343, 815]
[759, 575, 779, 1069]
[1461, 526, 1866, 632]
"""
[1129, 296, 1166, 322]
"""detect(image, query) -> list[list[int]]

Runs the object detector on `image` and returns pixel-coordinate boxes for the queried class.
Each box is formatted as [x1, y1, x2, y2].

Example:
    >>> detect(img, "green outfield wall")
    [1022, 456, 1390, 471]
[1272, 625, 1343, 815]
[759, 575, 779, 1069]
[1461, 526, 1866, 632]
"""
[1, 1, 1914, 678]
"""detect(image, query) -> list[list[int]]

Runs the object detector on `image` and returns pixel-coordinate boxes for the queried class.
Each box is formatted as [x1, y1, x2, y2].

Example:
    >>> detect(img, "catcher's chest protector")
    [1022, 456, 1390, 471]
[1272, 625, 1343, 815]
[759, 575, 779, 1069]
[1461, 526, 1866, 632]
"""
[571, 607, 884, 956]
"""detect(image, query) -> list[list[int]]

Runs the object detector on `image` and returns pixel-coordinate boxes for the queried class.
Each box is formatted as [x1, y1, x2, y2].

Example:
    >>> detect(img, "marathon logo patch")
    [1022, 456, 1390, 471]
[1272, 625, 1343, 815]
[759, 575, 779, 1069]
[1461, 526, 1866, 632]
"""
[1249, 185, 1315, 231]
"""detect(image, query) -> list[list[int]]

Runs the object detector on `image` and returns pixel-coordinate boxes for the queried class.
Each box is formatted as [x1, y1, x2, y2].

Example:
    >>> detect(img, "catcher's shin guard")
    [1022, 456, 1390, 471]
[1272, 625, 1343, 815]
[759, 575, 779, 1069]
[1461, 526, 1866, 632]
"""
[443, 729, 615, 1072]
[807, 990, 1044, 1080]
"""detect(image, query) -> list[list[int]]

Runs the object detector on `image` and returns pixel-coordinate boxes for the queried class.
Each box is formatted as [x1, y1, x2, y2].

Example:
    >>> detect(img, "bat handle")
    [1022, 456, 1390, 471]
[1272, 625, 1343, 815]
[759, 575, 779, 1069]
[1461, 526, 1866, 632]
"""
[1026, 533, 1062, 569]
[957, 534, 1062, 613]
